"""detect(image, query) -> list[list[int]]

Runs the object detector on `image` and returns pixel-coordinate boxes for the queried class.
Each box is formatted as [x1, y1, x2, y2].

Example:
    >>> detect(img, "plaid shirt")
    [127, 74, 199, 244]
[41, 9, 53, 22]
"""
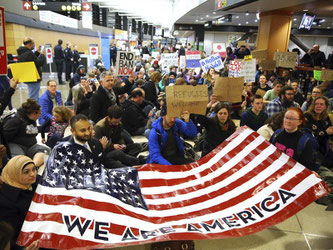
[266, 97, 299, 117]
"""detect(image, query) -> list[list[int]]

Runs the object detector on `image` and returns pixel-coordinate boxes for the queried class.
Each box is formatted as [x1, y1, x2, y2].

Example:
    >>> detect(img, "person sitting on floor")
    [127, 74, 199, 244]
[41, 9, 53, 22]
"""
[146, 103, 197, 165]
[94, 105, 145, 168]
[241, 94, 268, 131]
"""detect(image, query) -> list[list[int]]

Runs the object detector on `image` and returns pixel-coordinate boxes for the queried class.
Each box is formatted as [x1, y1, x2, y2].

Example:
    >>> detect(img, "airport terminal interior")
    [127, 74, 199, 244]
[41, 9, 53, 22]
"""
[1, 0, 333, 249]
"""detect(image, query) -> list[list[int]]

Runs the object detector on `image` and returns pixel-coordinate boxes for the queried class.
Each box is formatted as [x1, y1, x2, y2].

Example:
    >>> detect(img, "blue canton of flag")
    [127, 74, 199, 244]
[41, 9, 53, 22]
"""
[41, 141, 147, 209]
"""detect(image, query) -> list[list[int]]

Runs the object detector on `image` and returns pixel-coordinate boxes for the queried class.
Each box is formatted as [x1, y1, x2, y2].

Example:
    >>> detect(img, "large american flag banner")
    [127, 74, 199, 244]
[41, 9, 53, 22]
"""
[18, 127, 329, 249]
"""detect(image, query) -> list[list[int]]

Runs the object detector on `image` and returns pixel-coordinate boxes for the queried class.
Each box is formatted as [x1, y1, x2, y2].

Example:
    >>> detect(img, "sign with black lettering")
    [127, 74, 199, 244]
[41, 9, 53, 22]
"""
[116, 51, 135, 76]
[273, 52, 297, 69]
[165, 85, 208, 117]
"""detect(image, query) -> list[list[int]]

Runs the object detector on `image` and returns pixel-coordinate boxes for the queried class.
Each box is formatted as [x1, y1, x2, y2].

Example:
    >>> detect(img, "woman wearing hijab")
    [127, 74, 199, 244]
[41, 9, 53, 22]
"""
[0, 155, 39, 250]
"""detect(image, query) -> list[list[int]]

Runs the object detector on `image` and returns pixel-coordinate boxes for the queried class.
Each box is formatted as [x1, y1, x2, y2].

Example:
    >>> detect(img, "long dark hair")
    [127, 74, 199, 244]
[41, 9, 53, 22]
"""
[214, 102, 236, 131]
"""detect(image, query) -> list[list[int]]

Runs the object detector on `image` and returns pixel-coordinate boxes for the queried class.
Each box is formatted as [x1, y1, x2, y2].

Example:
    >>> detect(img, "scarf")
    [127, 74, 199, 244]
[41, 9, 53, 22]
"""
[1, 155, 35, 190]
[104, 87, 117, 105]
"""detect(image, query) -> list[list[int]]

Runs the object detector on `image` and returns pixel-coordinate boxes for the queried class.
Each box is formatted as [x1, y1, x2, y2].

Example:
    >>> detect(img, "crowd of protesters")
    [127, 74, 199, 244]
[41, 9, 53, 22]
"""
[0, 38, 332, 249]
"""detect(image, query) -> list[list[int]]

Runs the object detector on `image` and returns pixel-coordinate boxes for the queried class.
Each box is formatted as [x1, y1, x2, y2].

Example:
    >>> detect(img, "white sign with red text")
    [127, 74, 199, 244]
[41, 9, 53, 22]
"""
[89, 44, 99, 60]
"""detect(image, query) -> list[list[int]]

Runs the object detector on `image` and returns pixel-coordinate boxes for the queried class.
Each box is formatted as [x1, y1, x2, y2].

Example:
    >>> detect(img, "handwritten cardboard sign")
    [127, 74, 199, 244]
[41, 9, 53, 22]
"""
[213, 77, 244, 103]
[259, 60, 277, 71]
[165, 85, 208, 117]
[237, 40, 246, 48]
[199, 54, 224, 73]
[251, 49, 267, 60]
[320, 69, 333, 81]
[273, 51, 297, 69]
[255, 88, 267, 97]
[116, 51, 135, 76]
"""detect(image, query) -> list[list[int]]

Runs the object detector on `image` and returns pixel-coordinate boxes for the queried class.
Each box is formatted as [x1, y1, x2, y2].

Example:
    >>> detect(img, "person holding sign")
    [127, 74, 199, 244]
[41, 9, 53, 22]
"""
[17, 37, 46, 102]
[196, 102, 236, 157]
[146, 104, 197, 165]
[253, 75, 271, 95]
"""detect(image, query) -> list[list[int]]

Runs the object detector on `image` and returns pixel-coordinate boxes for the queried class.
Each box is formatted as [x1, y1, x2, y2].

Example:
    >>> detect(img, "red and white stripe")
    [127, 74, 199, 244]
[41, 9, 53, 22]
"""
[18, 127, 329, 249]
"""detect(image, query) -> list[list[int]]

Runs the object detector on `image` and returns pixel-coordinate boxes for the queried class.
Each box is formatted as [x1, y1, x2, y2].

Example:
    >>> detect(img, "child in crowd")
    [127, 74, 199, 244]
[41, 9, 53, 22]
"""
[40, 106, 73, 148]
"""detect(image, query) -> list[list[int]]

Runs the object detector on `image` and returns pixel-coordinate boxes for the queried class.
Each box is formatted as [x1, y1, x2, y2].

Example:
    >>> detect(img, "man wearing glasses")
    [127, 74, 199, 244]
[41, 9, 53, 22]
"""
[266, 86, 299, 117]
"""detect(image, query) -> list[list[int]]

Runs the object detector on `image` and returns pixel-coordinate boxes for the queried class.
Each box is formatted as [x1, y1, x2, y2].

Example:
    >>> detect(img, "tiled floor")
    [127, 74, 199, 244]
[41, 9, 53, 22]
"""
[9, 75, 333, 250]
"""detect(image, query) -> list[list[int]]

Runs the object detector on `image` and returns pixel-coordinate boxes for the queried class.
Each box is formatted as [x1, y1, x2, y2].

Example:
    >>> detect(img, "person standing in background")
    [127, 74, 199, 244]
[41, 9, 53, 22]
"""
[72, 45, 81, 74]
[64, 42, 73, 81]
[110, 43, 117, 67]
[17, 37, 46, 102]
[54, 39, 65, 85]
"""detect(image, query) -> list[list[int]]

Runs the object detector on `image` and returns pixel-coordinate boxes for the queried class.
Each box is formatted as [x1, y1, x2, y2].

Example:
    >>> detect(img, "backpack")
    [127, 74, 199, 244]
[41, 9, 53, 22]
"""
[155, 129, 200, 162]
[270, 128, 319, 158]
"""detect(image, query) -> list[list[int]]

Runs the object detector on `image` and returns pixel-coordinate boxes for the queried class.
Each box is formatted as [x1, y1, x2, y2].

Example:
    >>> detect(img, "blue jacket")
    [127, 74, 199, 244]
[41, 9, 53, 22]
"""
[147, 117, 197, 165]
[39, 90, 62, 125]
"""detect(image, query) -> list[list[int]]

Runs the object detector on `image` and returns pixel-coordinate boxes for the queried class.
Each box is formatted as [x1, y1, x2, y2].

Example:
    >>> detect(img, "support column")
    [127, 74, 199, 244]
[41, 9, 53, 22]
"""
[257, 11, 292, 59]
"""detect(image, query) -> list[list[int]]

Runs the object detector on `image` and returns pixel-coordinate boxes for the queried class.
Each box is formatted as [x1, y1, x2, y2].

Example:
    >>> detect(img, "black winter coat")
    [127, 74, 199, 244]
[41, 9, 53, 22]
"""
[17, 46, 45, 82]
[197, 115, 236, 157]
[90, 82, 133, 124]
[122, 99, 148, 135]
[3, 108, 39, 147]
[144, 81, 160, 108]
[0, 181, 37, 249]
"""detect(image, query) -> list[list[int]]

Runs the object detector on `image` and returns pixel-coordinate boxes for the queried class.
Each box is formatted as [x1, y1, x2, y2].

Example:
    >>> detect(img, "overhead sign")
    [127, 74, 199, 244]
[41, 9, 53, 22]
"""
[215, 0, 254, 11]
[89, 44, 98, 60]
[116, 51, 135, 76]
[24, 1, 82, 11]
[45, 44, 53, 64]
[39, 11, 78, 29]
[82, 2, 92, 11]
[186, 51, 201, 68]
[161, 53, 178, 72]
[200, 54, 224, 73]
[0, 7, 7, 75]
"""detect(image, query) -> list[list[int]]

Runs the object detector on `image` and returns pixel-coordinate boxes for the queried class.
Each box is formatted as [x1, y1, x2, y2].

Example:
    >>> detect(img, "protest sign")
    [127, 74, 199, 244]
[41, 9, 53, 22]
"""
[200, 54, 224, 73]
[237, 40, 246, 48]
[213, 43, 226, 58]
[179, 55, 186, 69]
[251, 49, 268, 60]
[214, 77, 244, 103]
[165, 85, 208, 117]
[259, 60, 276, 71]
[186, 51, 201, 68]
[161, 53, 178, 72]
[240, 59, 256, 83]
[320, 69, 333, 81]
[313, 70, 322, 81]
[244, 55, 253, 61]
[152, 51, 160, 58]
[9, 62, 40, 82]
[89, 44, 98, 60]
[142, 54, 150, 61]
[255, 88, 267, 98]
[273, 51, 297, 68]
[228, 60, 242, 77]
[116, 51, 135, 76]
[45, 44, 53, 64]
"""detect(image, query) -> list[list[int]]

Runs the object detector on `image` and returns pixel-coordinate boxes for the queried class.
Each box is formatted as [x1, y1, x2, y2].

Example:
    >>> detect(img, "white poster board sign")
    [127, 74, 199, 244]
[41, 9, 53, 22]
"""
[45, 44, 53, 64]
[199, 54, 224, 73]
[161, 53, 178, 72]
[240, 59, 256, 83]
[179, 56, 186, 69]
[116, 51, 135, 76]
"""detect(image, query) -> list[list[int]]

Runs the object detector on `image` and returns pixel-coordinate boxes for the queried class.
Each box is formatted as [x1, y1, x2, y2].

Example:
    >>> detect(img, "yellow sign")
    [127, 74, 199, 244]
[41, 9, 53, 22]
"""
[244, 55, 253, 61]
[9, 62, 40, 82]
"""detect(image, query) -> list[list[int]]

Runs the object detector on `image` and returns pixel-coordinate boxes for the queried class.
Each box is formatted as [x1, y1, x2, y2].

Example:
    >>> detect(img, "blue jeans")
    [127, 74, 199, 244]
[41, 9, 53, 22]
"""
[27, 81, 41, 102]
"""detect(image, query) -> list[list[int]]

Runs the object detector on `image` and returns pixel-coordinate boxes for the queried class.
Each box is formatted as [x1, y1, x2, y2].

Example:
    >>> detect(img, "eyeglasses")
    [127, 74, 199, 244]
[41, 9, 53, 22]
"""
[284, 116, 299, 121]
[312, 91, 321, 94]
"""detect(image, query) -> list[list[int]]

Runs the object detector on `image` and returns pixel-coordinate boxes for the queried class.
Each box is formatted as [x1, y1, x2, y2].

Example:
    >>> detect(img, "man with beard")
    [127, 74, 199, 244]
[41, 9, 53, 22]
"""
[266, 86, 299, 117]
[146, 103, 197, 165]
[66, 114, 108, 167]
